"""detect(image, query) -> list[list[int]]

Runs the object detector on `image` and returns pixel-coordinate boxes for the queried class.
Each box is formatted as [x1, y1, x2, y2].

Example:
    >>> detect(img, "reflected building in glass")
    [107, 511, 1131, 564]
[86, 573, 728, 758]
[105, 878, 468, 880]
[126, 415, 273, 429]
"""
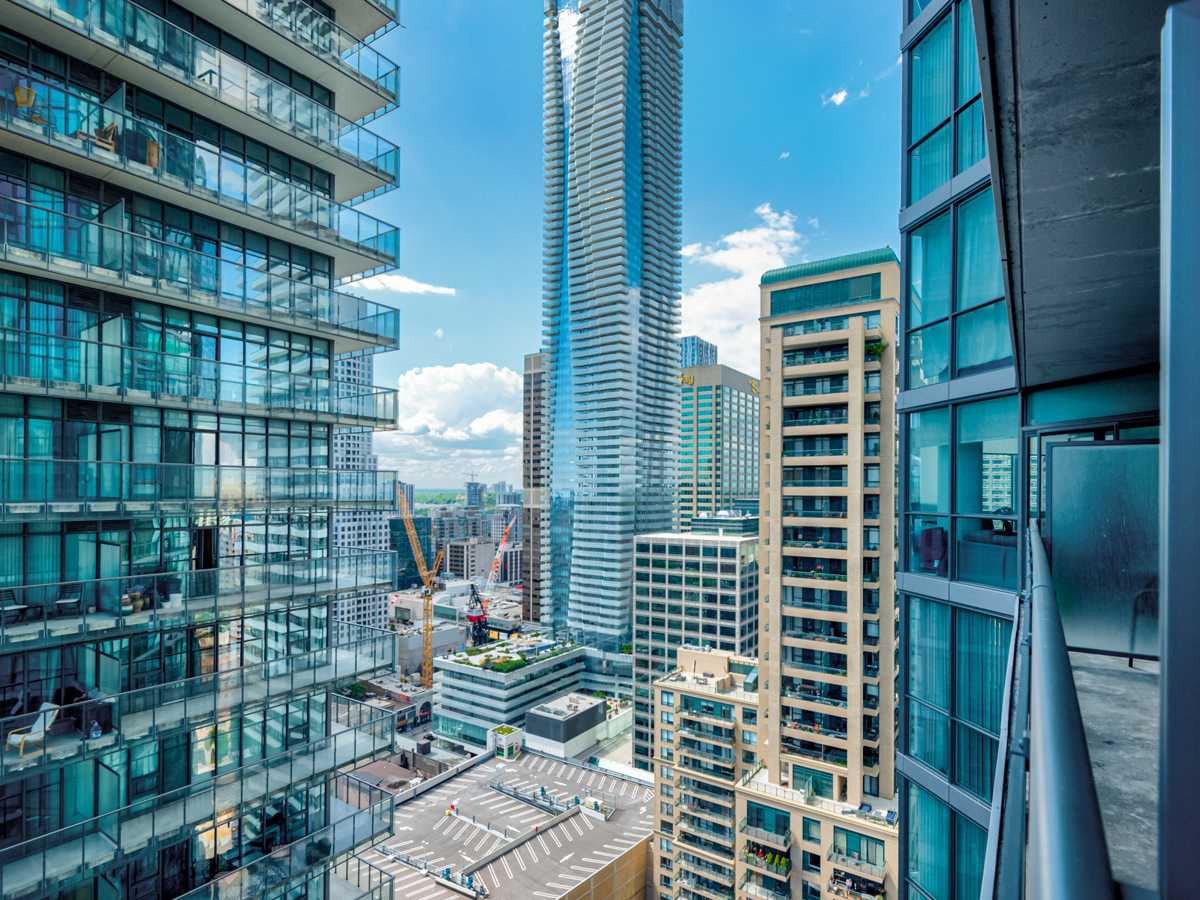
[0, 0, 404, 897]
[539, 0, 684, 689]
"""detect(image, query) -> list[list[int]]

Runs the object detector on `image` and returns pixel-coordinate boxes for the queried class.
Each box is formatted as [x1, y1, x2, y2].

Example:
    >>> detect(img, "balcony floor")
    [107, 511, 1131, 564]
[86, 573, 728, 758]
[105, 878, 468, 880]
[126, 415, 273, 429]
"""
[1071, 651, 1158, 894]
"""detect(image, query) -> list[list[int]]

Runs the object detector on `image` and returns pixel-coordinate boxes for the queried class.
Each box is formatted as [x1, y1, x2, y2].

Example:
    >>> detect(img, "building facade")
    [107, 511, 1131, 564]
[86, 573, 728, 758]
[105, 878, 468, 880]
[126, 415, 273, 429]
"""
[389, 515, 432, 590]
[632, 531, 760, 771]
[0, 0, 405, 897]
[679, 364, 760, 529]
[540, 0, 685, 660]
[432, 637, 587, 751]
[445, 537, 497, 581]
[679, 335, 718, 368]
[465, 481, 485, 509]
[522, 350, 547, 622]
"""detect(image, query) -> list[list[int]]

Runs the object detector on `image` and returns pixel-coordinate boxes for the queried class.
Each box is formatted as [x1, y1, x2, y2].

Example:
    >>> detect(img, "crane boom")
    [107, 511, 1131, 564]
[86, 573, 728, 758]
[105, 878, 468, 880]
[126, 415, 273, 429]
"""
[398, 489, 441, 687]
[483, 514, 518, 602]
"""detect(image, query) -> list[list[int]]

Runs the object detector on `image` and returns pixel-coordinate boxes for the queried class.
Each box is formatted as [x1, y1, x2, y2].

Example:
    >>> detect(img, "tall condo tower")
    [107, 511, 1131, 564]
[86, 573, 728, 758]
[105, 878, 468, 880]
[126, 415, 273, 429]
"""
[0, 0, 404, 896]
[540, 0, 685, 670]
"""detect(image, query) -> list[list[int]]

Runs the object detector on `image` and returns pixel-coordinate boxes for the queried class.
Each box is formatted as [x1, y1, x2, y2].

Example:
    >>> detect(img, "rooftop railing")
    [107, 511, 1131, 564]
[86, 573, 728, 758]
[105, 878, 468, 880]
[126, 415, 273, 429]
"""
[0, 327, 397, 427]
[0, 196, 399, 349]
[9, 0, 400, 178]
[0, 65, 398, 270]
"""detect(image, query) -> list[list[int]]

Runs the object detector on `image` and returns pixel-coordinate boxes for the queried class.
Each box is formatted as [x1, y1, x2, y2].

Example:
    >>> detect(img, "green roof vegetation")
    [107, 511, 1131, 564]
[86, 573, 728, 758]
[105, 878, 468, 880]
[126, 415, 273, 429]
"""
[494, 725, 517, 735]
[761, 247, 897, 286]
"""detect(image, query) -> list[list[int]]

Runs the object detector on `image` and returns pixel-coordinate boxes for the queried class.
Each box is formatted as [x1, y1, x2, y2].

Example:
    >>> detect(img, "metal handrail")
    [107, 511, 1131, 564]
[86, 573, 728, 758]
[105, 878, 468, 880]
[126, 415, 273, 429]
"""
[1026, 521, 1116, 898]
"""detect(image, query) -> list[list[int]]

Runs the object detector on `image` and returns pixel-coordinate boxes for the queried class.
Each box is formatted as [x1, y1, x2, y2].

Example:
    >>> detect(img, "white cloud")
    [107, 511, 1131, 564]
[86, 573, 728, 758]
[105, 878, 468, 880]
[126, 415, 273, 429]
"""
[435, 328, 445, 339]
[373, 363, 523, 486]
[351, 274, 457, 296]
[823, 88, 848, 106]
[808, 217, 820, 228]
[681, 204, 811, 375]
[778, 151, 790, 159]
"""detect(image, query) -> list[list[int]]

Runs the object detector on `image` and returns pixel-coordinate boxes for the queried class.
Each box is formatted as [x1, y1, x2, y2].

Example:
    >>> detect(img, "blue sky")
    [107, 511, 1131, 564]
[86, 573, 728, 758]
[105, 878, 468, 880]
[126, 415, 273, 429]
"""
[356, 1, 903, 487]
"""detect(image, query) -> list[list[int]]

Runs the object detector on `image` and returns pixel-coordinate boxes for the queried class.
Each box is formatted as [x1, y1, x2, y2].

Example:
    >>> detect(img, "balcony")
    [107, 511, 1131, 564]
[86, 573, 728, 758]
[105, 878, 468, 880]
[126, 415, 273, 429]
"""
[0, 197, 399, 352]
[781, 507, 848, 520]
[783, 349, 849, 367]
[0, 458, 396, 521]
[780, 594, 848, 614]
[737, 819, 791, 850]
[0, 654, 395, 780]
[783, 719, 848, 742]
[675, 851, 736, 887]
[740, 769, 898, 830]
[741, 846, 791, 878]
[679, 706, 737, 729]
[677, 723, 735, 746]
[827, 874, 886, 900]
[5, 0, 400, 196]
[0, 551, 397, 646]
[0, 329, 396, 428]
[676, 801, 736, 828]
[204, 0, 401, 117]
[780, 655, 848, 678]
[782, 687, 848, 709]
[826, 845, 886, 881]
[677, 739, 736, 767]
[780, 739, 847, 768]
[782, 539, 848, 550]
[781, 569, 848, 584]
[0, 765, 392, 900]
[737, 874, 790, 900]
[0, 65, 398, 277]
[780, 625, 848, 645]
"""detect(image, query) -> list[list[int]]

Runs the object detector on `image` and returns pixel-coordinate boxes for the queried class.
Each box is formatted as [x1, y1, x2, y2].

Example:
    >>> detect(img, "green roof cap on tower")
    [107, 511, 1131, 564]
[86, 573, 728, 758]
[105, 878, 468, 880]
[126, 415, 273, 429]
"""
[760, 247, 898, 286]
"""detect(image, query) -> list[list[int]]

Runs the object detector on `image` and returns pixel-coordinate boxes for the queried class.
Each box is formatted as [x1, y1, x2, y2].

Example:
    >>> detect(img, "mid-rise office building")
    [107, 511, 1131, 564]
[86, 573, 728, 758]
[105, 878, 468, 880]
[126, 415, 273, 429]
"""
[432, 636, 586, 751]
[445, 537, 497, 582]
[428, 505, 487, 560]
[465, 480, 486, 509]
[680, 335, 718, 368]
[632, 531, 760, 771]
[679, 364, 760, 529]
[540, 0, 684, 666]
[522, 350, 547, 622]
[0, 0, 405, 896]
[896, 2, 1191, 897]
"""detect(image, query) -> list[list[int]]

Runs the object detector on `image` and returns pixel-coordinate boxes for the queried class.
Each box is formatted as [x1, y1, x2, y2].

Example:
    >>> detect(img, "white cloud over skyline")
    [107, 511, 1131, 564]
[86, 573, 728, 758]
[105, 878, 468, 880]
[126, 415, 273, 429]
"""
[680, 203, 808, 375]
[373, 362, 523, 487]
[352, 274, 457, 295]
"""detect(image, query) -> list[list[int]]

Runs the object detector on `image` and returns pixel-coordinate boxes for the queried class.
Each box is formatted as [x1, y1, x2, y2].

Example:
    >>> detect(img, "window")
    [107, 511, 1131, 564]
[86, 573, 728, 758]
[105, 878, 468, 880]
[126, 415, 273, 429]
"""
[907, 782, 950, 899]
[908, 211, 952, 386]
[957, 2, 985, 172]
[833, 827, 885, 867]
[660, 692, 674, 708]
[802, 817, 821, 844]
[909, 17, 952, 202]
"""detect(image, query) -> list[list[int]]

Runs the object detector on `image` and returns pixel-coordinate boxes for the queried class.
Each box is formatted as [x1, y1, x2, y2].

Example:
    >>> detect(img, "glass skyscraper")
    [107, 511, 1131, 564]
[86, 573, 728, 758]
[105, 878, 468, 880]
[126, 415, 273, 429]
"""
[0, 0, 403, 897]
[540, 0, 684, 667]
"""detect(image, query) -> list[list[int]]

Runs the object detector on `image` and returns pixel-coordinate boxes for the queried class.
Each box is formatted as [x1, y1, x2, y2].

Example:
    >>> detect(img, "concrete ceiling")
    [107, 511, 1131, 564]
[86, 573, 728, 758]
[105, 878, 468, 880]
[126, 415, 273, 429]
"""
[978, 0, 1172, 388]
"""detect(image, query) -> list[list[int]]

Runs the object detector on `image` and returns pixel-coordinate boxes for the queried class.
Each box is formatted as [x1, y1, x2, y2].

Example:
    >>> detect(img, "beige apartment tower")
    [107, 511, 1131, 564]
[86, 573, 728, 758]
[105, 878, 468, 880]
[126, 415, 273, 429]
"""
[652, 249, 901, 900]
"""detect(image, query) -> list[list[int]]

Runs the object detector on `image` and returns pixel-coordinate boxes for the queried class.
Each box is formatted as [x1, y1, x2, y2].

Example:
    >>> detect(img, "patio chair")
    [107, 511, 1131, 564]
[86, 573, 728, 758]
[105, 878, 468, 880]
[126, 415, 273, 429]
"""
[14, 86, 53, 127]
[6, 702, 59, 757]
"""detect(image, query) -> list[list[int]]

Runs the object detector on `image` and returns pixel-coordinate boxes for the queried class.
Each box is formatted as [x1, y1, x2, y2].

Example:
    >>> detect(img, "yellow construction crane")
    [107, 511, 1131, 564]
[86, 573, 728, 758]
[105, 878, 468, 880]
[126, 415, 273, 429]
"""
[398, 489, 442, 688]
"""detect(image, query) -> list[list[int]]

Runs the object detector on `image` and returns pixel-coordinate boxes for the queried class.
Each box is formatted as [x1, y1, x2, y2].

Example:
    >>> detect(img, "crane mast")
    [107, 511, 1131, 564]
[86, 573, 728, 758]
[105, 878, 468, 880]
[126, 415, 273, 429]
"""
[397, 489, 441, 688]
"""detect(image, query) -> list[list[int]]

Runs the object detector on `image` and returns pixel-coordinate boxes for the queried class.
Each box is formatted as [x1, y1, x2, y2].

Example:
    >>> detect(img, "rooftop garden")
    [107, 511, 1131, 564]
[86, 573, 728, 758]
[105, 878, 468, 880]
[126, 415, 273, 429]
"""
[446, 634, 580, 672]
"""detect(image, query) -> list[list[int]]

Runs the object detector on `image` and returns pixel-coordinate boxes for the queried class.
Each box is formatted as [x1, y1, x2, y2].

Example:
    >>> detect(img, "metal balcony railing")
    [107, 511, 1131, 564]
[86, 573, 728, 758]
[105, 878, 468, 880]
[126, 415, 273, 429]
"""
[8, 0, 400, 177]
[0, 65, 398, 271]
[0, 551, 397, 645]
[0, 656, 396, 779]
[0, 457, 396, 519]
[215, 0, 400, 100]
[0, 765, 392, 900]
[0, 328, 397, 427]
[0, 197, 399, 349]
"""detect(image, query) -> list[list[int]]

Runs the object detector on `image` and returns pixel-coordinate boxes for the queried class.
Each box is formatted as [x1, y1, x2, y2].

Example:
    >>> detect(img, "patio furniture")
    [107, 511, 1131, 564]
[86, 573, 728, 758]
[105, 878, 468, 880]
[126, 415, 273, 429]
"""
[14, 86, 53, 126]
[0, 589, 25, 625]
[6, 702, 60, 756]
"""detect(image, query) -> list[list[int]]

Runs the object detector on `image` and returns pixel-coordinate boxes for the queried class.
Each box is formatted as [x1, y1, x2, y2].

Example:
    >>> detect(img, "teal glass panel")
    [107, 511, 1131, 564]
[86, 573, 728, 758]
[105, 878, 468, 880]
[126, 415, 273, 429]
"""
[910, 123, 952, 203]
[911, 17, 952, 142]
[958, 0, 981, 101]
[908, 406, 950, 512]
[907, 782, 950, 900]
[954, 721, 998, 800]
[1026, 370, 1159, 425]
[955, 395, 1019, 515]
[955, 518, 1019, 588]
[908, 596, 950, 708]
[957, 98, 986, 171]
[956, 190, 1004, 310]
[955, 815, 988, 899]
[955, 299, 1013, 376]
[792, 765, 834, 799]
[909, 212, 951, 327]
[909, 321, 950, 388]
[909, 699, 949, 774]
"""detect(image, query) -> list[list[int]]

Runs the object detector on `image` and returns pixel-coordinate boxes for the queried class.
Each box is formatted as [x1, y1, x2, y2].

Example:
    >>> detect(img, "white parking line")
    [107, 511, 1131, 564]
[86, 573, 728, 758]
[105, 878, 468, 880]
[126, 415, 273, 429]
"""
[500, 855, 513, 879]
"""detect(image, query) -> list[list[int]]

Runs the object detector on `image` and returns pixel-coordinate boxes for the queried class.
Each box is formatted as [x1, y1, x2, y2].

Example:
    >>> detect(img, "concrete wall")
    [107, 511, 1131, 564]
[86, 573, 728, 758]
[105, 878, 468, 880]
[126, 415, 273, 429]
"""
[564, 837, 651, 900]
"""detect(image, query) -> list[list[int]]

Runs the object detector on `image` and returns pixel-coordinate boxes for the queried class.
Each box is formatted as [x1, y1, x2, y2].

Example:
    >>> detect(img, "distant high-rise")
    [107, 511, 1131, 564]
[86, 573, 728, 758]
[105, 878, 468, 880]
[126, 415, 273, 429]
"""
[679, 334, 718, 368]
[540, 0, 685, 671]
[522, 352, 547, 621]
[465, 481, 486, 509]
[678, 363, 759, 528]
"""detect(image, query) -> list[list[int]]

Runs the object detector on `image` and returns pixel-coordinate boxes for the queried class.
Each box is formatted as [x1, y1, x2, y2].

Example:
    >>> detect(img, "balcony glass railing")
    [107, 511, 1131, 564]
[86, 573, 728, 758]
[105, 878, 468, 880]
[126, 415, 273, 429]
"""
[0, 66, 398, 267]
[675, 852, 735, 886]
[782, 687, 848, 709]
[678, 739, 735, 766]
[0, 328, 396, 425]
[0, 764, 392, 900]
[0, 551, 397, 644]
[0, 197, 399, 347]
[737, 819, 792, 850]
[826, 845, 886, 881]
[739, 876, 791, 900]
[780, 627, 848, 645]
[781, 740, 848, 767]
[677, 723, 735, 745]
[784, 718, 848, 741]
[215, 0, 400, 99]
[0, 457, 396, 519]
[827, 874, 886, 900]
[9, 0, 400, 178]
[741, 847, 792, 878]
[675, 801, 735, 827]
[0, 654, 396, 778]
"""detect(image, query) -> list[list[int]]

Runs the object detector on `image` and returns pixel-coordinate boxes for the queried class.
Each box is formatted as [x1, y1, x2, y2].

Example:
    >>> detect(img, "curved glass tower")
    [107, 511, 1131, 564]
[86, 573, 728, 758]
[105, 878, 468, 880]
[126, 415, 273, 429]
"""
[540, 0, 684, 662]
